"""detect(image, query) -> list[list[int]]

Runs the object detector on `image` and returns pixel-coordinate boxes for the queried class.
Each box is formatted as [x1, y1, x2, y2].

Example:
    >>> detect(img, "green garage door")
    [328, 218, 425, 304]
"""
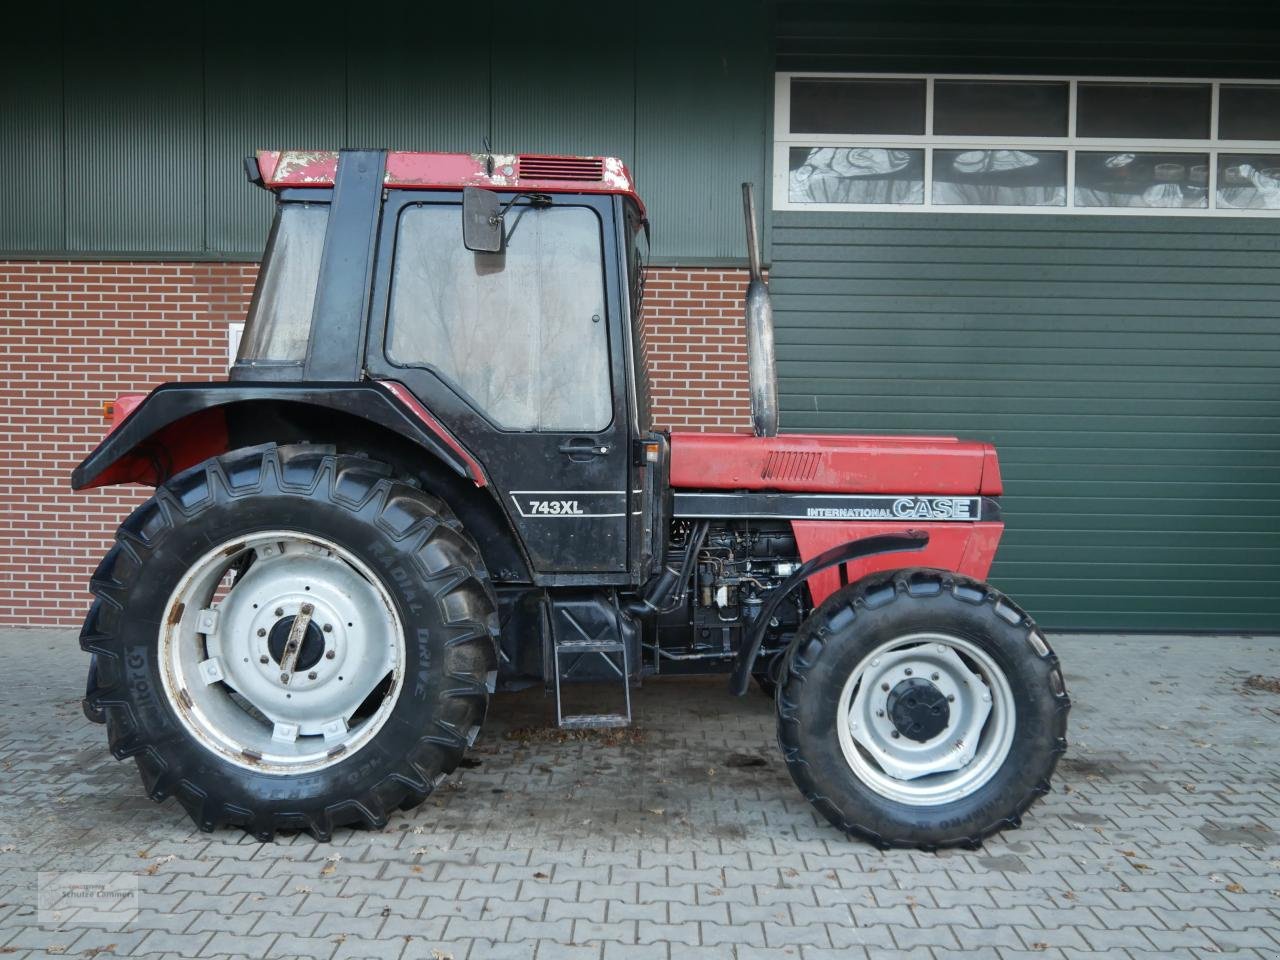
[772, 212, 1280, 631]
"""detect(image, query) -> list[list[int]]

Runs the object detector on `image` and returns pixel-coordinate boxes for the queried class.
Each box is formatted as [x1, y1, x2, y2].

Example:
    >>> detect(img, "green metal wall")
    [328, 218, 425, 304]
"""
[770, 2, 1280, 632]
[772, 213, 1280, 632]
[0, 3, 769, 263]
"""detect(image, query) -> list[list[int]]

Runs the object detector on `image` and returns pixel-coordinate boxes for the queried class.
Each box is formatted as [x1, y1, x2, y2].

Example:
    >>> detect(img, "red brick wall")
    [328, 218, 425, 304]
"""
[0, 261, 751, 626]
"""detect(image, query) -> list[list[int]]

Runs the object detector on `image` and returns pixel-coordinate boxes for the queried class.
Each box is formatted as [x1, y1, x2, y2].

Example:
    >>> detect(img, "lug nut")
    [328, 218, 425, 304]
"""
[881, 682, 890, 691]
[890, 730, 900, 739]
[931, 672, 940, 681]
[323, 623, 333, 633]
[325, 650, 336, 660]
[947, 694, 955, 702]
[259, 655, 269, 664]
[275, 607, 284, 617]
[308, 671, 317, 680]
[876, 709, 885, 718]
[257, 628, 266, 637]
[904, 668, 913, 676]
[279, 673, 290, 684]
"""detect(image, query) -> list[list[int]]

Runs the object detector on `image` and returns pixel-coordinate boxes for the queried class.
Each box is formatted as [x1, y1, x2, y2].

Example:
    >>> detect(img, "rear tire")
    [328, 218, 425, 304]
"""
[777, 567, 1068, 850]
[80, 444, 498, 840]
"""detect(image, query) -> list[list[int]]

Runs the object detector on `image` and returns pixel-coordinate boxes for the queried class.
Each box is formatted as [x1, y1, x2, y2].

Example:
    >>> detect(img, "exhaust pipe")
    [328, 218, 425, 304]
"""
[742, 183, 779, 438]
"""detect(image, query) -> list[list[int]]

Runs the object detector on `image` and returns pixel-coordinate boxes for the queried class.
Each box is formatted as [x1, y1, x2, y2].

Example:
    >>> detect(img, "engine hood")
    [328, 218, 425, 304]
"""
[668, 432, 1002, 497]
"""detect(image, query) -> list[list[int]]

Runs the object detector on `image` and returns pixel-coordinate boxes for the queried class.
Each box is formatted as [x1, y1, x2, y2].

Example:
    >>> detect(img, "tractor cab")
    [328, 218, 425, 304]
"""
[233, 149, 661, 581]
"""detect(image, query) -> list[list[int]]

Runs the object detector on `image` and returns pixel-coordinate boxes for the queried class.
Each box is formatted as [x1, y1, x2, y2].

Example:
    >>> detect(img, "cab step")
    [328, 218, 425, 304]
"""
[550, 593, 633, 730]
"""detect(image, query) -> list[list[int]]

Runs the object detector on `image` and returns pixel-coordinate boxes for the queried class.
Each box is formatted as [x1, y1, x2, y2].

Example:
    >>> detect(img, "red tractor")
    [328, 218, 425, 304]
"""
[73, 149, 1068, 849]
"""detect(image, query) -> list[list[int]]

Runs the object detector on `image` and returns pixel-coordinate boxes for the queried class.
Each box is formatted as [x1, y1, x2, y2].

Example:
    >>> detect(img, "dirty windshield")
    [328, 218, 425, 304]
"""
[387, 203, 611, 432]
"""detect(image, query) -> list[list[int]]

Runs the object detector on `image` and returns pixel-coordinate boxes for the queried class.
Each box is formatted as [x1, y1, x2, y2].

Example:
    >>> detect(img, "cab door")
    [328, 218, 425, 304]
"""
[366, 192, 633, 577]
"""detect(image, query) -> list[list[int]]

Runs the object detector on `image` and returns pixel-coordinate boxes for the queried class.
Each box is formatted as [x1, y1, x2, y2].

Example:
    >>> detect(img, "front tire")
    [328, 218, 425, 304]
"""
[777, 568, 1068, 850]
[80, 444, 498, 840]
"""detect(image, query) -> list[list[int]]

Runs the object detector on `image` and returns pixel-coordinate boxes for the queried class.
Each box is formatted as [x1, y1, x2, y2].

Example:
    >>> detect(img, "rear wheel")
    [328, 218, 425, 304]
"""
[80, 444, 498, 840]
[777, 568, 1068, 850]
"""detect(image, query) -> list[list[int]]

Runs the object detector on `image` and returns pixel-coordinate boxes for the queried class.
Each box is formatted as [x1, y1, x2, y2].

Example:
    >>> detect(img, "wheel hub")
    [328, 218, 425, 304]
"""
[886, 677, 950, 742]
[267, 616, 326, 672]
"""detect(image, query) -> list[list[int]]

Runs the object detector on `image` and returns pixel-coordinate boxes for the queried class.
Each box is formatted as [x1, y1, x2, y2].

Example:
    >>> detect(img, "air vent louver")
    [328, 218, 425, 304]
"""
[761, 450, 821, 482]
[517, 155, 605, 181]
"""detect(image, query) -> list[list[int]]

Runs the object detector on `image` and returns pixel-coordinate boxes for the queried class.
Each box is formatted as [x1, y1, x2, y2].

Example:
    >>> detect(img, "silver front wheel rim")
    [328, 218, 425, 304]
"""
[159, 531, 405, 774]
[836, 632, 1016, 806]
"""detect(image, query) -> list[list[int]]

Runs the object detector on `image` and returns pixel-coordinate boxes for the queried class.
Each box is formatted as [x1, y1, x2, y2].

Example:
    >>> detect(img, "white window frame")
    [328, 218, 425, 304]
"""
[773, 72, 1280, 216]
[228, 322, 244, 368]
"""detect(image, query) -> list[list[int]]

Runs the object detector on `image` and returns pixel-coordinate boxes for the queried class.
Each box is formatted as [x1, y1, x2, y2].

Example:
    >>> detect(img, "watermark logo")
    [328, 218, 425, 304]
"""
[38, 872, 139, 925]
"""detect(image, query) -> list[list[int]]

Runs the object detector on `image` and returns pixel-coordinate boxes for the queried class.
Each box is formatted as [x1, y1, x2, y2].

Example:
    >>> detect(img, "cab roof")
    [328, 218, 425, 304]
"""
[255, 149, 644, 215]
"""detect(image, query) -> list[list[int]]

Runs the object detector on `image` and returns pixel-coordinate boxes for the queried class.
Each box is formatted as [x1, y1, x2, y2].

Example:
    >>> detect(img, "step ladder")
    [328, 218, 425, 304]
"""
[552, 633, 632, 730]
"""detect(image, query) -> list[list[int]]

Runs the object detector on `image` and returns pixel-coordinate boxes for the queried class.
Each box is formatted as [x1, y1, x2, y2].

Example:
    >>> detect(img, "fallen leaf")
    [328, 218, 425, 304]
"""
[1121, 850, 1137, 857]
[82, 947, 116, 958]
[431, 950, 454, 960]
[1226, 882, 1245, 894]
[410, 866, 423, 875]
[532, 872, 549, 880]
[1031, 943, 1049, 951]
[647, 807, 665, 816]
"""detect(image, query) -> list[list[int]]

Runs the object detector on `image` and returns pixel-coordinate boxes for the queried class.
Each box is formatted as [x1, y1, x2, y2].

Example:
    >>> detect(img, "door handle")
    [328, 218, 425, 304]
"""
[558, 439, 610, 459]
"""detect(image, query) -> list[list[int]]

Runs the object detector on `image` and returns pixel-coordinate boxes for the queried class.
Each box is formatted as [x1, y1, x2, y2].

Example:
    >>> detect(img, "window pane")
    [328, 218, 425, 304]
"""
[934, 80, 1068, 137]
[1076, 82, 1210, 139]
[1217, 154, 1280, 209]
[1075, 152, 1209, 208]
[789, 147, 923, 204]
[933, 150, 1066, 206]
[388, 204, 611, 432]
[789, 79, 926, 135]
[1219, 85, 1280, 141]
[239, 203, 328, 364]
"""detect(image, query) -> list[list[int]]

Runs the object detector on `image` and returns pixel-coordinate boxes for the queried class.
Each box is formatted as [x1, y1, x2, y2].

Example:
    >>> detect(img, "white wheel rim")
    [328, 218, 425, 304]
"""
[159, 531, 406, 774]
[836, 632, 1016, 806]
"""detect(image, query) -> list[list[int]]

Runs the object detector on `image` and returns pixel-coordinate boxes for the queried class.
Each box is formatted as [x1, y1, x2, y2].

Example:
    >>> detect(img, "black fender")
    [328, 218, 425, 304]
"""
[729, 531, 929, 696]
[71, 380, 485, 491]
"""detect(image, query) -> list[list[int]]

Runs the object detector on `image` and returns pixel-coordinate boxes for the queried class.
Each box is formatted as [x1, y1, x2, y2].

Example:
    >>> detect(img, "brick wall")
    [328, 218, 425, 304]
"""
[0, 261, 751, 626]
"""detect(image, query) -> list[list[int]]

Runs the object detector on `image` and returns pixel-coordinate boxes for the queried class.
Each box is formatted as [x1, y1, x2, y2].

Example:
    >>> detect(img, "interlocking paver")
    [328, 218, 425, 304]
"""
[0, 632, 1277, 960]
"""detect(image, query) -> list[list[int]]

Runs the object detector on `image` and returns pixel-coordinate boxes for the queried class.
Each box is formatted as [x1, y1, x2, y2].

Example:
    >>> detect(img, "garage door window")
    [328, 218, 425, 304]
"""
[776, 74, 1280, 215]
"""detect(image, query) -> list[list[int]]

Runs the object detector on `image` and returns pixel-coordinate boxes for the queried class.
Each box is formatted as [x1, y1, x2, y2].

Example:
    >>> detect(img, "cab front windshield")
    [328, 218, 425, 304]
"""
[624, 202, 652, 430]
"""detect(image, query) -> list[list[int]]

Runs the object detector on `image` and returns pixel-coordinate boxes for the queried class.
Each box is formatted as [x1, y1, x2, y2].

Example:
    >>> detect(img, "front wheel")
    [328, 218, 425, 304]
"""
[81, 444, 498, 840]
[777, 568, 1068, 850]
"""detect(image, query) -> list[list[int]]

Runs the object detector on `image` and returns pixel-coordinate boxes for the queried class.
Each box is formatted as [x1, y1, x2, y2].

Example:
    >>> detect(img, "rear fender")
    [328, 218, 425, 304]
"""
[71, 381, 486, 490]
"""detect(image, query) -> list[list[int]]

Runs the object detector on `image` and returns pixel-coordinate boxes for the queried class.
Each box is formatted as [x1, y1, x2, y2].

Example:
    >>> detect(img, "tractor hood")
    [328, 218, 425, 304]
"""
[668, 432, 1003, 497]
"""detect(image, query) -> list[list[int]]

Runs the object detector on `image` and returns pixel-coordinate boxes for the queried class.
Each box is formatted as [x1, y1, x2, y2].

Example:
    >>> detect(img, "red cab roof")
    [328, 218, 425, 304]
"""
[255, 149, 644, 214]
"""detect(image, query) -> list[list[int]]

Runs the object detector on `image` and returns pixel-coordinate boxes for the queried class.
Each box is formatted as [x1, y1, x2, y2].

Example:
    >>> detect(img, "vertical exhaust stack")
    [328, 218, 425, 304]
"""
[742, 183, 779, 437]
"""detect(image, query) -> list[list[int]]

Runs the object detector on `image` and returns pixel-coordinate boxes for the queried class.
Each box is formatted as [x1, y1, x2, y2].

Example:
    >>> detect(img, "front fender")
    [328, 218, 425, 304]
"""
[729, 531, 929, 696]
[71, 381, 485, 490]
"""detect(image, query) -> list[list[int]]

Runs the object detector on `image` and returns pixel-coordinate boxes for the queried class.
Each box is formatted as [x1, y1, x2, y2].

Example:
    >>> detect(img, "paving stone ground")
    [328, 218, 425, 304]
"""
[0, 629, 1277, 959]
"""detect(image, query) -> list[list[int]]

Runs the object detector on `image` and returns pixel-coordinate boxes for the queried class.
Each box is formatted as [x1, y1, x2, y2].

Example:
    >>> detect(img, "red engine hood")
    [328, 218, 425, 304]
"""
[668, 432, 1002, 496]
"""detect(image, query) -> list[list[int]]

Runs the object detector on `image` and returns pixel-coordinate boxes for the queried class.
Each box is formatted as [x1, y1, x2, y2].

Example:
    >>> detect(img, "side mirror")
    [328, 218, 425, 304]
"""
[462, 186, 504, 253]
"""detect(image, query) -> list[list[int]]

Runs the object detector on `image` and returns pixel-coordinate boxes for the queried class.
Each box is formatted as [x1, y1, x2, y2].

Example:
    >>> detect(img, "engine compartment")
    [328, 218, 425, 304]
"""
[649, 520, 806, 679]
